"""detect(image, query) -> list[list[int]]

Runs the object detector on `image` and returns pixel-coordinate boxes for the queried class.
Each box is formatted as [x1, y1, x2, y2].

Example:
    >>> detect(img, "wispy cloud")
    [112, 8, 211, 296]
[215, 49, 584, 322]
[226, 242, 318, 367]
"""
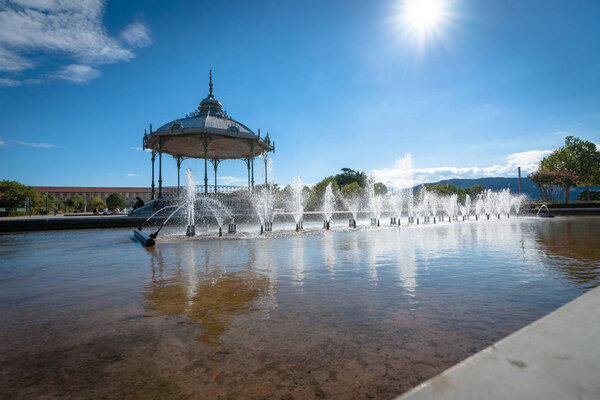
[0, 77, 21, 86]
[15, 140, 56, 148]
[120, 22, 152, 47]
[52, 64, 101, 83]
[0, 0, 151, 84]
[553, 131, 569, 136]
[130, 146, 151, 152]
[219, 176, 247, 185]
[127, 173, 139, 177]
[372, 150, 552, 189]
[0, 139, 7, 146]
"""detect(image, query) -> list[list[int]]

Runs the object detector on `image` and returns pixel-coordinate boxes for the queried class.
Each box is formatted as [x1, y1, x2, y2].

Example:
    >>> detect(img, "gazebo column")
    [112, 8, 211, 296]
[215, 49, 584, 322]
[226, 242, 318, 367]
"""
[251, 157, 255, 189]
[210, 159, 221, 193]
[176, 155, 183, 196]
[158, 138, 163, 198]
[249, 142, 255, 189]
[245, 158, 251, 190]
[204, 158, 208, 194]
[151, 151, 156, 200]
[263, 152, 268, 186]
[202, 135, 209, 194]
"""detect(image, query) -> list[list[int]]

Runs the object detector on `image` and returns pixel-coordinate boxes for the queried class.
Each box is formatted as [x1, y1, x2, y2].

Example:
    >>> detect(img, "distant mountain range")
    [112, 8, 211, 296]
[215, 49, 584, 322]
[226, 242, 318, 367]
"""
[421, 177, 599, 201]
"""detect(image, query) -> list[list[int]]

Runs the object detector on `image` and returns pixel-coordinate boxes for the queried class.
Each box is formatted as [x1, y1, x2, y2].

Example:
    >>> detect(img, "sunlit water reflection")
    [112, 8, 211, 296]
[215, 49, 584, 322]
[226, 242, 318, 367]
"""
[0, 217, 599, 399]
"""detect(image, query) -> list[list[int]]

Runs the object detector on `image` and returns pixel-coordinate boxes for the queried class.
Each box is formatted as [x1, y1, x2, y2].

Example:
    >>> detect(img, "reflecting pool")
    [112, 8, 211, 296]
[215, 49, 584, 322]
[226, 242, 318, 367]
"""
[1, 217, 599, 399]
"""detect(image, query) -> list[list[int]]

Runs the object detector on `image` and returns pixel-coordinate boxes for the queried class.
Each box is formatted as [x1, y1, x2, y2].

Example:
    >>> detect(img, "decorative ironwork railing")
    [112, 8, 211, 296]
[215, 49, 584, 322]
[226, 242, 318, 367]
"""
[160, 185, 249, 195]
[196, 184, 249, 194]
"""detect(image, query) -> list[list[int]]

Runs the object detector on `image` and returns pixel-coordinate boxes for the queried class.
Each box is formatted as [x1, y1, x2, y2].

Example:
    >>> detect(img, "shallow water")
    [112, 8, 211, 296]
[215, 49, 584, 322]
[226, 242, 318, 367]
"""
[1, 216, 599, 399]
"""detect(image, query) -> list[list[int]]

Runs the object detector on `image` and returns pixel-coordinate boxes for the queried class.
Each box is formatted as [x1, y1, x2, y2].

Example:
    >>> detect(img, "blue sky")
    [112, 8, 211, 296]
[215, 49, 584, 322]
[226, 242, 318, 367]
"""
[0, 0, 599, 188]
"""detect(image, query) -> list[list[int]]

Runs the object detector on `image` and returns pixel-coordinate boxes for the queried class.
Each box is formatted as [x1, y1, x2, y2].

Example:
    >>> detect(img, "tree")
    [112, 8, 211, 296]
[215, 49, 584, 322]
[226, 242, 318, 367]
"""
[88, 196, 106, 210]
[424, 183, 485, 202]
[562, 137, 600, 200]
[341, 182, 364, 198]
[66, 195, 86, 212]
[0, 180, 41, 208]
[373, 182, 387, 195]
[539, 136, 598, 202]
[106, 193, 125, 209]
[334, 168, 367, 189]
[528, 170, 578, 202]
[305, 177, 339, 211]
[577, 191, 600, 201]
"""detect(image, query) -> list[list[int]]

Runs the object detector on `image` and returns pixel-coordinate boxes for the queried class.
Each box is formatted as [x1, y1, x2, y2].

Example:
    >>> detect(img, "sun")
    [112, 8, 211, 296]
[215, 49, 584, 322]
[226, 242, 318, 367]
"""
[405, 0, 444, 30]
[394, 0, 452, 47]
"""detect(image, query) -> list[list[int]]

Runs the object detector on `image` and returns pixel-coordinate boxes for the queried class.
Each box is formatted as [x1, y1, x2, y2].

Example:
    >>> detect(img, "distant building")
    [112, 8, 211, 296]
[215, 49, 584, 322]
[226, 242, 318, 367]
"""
[33, 187, 177, 206]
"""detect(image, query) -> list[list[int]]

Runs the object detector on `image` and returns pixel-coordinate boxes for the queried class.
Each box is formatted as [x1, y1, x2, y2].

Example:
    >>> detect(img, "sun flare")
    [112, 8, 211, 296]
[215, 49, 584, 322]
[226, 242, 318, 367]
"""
[395, 0, 451, 47]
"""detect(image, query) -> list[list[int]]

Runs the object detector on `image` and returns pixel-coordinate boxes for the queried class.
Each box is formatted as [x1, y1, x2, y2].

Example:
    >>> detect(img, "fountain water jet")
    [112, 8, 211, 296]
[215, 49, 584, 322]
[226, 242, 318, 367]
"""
[322, 182, 335, 230]
[185, 169, 196, 236]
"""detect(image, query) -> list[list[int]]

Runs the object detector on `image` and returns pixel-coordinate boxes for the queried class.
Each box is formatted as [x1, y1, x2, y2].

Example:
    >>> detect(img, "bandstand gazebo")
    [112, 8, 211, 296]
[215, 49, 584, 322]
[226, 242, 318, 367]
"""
[143, 71, 274, 198]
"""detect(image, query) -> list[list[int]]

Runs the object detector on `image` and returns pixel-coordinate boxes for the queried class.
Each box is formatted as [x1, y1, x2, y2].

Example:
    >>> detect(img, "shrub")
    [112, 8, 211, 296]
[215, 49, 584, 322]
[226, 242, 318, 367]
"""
[106, 193, 125, 209]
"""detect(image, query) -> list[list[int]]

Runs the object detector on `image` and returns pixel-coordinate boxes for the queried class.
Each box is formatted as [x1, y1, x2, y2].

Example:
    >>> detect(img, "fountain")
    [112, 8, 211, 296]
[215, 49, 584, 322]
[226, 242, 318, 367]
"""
[185, 169, 196, 236]
[367, 177, 383, 226]
[322, 182, 335, 230]
[130, 157, 533, 247]
[460, 194, 471, 220]
[252, 186, 274, 233]
[537, 204, 555, 218]
[291, 176, 305, 231]
[342, 193, 360, 228]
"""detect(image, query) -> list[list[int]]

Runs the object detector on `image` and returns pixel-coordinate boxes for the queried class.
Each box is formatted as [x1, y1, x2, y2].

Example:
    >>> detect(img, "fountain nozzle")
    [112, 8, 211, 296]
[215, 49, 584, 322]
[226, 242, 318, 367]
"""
[186, 225, 195, 237]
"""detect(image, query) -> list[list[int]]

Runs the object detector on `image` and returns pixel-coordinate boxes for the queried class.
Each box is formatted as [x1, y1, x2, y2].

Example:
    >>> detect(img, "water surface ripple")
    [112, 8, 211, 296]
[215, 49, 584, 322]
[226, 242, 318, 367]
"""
[0, 217, 598, 399]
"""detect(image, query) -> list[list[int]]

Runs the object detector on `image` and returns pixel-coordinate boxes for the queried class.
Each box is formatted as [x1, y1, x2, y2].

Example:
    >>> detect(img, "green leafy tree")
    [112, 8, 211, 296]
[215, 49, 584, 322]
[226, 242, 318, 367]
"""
[0, 180, 41, 208]
[106, 193, 125, 209]
[66, 195, 86, 212]
[465, 184, 486, 197]
[341, 181, 364, 199]
[373, 182, 388, 195]
[334, 168, 367, 189]
[577, 191, 600, 201]
[539, 136, 598, 202]
[528, 170, 578, 202]
[38, 193, 58, 214]
[88, 196, 106, 210]
[562, 137, 600, 200]
[425, 183, 485, 202]
[305, 177, 340, 211]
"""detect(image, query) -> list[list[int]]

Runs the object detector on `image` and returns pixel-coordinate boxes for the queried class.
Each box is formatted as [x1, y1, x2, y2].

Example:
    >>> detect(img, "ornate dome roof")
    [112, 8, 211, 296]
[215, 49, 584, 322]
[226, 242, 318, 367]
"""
[144, 71, 274, 160]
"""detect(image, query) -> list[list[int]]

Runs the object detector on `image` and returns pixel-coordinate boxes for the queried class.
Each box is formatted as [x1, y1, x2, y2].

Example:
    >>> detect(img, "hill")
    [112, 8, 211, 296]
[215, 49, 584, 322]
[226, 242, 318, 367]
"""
[422, 177, 598, 201]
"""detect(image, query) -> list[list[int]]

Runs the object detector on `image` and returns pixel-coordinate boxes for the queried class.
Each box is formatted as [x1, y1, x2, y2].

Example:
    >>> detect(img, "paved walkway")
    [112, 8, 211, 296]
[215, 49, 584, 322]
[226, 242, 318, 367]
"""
[397, 286, 600, 399]
[0, 214, 128, 220]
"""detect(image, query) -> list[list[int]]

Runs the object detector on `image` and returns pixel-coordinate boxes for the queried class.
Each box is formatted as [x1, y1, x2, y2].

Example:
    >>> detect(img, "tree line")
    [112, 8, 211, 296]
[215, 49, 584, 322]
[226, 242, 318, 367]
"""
[0, 180, 128, 214]
[528, 136, 600, 202]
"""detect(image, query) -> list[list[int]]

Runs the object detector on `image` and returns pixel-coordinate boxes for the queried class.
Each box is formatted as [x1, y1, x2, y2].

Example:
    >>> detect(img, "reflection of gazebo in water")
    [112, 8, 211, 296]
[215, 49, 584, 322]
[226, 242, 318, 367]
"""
[143, 71, 274, 198]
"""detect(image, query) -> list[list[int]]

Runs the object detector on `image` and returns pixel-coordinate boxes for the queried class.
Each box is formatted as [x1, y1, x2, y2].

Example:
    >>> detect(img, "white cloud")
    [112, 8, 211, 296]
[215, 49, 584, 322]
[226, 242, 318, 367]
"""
[130, 146, 151, 152]
[0, 0, 151, 84]
[553, 131, 569, 136]
[120, 22, 152, 47]
[372, 150, 552, 189]
[0, 47, 33, 72]
[219, 176, 247, 185]
[127, 173, 139, 177]
[0, 139, 7, 146]
[0, 77, 21, 86]
[52, 64, 100, 83]
[15, 140, 56, 148]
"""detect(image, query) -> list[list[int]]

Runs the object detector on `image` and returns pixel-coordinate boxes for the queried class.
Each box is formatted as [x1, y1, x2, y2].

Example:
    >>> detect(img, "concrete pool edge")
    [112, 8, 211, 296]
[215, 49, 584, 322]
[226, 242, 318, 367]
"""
[396, 285, 600, 400]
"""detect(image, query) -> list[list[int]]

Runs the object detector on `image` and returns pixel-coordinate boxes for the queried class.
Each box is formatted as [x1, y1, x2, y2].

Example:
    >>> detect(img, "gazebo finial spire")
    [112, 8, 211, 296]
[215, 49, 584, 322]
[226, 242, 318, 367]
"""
[209, 69, 213, 96]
